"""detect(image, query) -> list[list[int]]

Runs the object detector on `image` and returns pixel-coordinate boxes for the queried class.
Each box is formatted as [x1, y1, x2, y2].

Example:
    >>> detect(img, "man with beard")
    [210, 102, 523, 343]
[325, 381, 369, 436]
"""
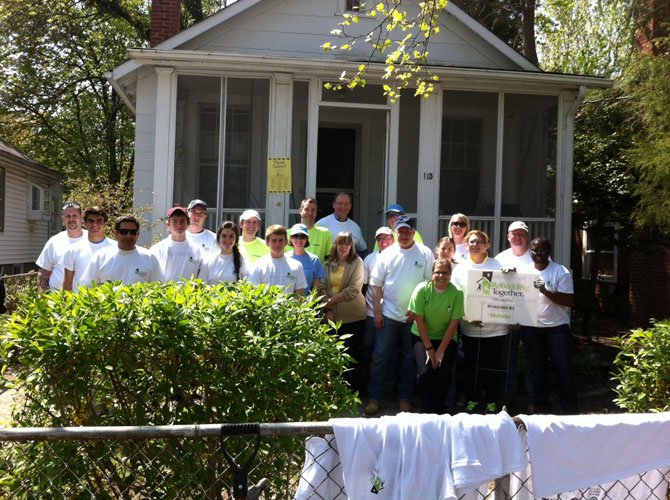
[36, 201, 87, 290]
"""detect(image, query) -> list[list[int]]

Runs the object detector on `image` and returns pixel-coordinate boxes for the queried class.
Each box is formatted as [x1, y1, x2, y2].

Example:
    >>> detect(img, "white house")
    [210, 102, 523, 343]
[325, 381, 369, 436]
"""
[0, 139, 63, 274]
[108, 0, 611, 262]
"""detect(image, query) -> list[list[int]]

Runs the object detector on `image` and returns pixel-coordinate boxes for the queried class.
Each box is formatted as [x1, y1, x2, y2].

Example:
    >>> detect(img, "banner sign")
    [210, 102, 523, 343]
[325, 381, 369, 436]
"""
[463, 270, 539, 326]
[267, 157, 292, 193]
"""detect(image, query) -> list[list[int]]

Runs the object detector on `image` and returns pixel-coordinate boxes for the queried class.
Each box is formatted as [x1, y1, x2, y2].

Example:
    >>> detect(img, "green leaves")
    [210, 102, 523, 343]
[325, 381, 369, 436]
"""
[323, 0, 446, 101]
[1, 280, 358, 495]
[613, 319, 670, 412]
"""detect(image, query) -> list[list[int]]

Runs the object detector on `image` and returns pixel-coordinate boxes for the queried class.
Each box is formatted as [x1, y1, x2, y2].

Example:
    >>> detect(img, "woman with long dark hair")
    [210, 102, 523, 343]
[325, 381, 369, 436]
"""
[200, 221, 247, 283]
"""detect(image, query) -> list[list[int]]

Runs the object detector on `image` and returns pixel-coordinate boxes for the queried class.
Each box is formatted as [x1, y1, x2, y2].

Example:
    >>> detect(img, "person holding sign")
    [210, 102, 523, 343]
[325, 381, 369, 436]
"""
[408, 259, 464, 413]
[522, 237, 578, 414]
[451, 230, 508, 411]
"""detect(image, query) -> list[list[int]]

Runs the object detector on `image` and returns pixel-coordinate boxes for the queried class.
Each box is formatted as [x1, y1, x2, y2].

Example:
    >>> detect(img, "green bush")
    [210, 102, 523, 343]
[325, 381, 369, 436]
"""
[612, 319, 670, 412]
[0, 280, 358, 496]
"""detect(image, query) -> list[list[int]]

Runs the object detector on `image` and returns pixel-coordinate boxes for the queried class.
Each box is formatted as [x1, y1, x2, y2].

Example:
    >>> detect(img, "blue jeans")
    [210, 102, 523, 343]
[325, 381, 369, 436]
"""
[367, 317, 417, 401]
[521, 324, 578, 413]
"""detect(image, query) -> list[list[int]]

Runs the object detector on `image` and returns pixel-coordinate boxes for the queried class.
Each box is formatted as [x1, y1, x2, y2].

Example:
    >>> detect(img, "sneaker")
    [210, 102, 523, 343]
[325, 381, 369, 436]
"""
[364, 399, 381, 416]
[399, 399, 413, 412]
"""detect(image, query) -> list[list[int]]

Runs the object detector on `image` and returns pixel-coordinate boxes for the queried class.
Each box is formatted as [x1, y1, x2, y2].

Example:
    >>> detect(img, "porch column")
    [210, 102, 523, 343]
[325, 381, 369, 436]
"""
[152, 66, 177, 239]
[556, 87, 585, 264]
[266, 73, 293, 228]
[416, 86, 443, 247]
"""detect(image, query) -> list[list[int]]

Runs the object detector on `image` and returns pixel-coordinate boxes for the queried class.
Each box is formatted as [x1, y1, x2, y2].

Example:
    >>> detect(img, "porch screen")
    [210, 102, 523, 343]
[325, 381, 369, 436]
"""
[502, 94, 558, 218]
[173, 75, 269, 221]
[440, 91, 498, 216]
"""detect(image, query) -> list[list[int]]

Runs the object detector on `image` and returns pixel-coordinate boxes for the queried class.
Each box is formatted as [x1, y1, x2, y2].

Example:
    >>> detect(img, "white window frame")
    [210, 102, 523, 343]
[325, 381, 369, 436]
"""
[0, 167, 5, 232]
[27, 181, 47, 220]
[581, 225, 618, 283]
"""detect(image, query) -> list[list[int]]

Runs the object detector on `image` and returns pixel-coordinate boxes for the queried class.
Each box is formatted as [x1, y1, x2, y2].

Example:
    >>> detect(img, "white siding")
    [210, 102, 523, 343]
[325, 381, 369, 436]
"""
[0, 158, 62, 269]
[182, 0, 521, 71]
[134, 66, 158, 246]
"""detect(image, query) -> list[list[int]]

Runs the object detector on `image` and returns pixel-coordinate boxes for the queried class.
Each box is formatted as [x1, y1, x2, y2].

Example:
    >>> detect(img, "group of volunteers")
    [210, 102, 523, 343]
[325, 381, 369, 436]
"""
[37, 195, 578, 416]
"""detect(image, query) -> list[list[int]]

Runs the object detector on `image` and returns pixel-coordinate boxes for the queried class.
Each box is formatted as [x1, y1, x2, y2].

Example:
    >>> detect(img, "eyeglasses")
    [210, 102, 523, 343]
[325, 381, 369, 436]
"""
[468, 239, 484, 246]
[291, 234, 308, 239]
[117, 228, 139, 236]
[62, 201, 81, 210]
[451, 221, 467, 228]
[531, 248, 549, 256]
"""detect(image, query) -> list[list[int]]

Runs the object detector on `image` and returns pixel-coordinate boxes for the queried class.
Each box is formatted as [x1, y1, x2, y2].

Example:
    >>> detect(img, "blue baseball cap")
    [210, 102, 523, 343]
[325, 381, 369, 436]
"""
[385, 204, 405, 215]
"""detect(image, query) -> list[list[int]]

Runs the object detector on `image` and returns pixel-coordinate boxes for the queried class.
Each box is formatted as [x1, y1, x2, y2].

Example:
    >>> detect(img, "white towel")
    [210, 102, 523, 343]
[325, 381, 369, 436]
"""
[294, 435, 346, 500]
[521, 412, 670, 498]
[510, 440, 670, 500]
[330, 417, 386, 498]
[450, 412, 528, 497]
[331, 413, 456, 499]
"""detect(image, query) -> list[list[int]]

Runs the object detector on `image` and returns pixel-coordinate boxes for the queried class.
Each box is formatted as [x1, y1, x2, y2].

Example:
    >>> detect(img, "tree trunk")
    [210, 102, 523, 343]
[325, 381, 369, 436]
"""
[521, 0, 538, 66]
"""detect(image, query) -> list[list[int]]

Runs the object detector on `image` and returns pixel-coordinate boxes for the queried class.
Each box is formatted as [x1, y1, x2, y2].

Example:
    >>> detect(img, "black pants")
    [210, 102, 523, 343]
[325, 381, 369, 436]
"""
[412, 335, 457, 414]
[462, 334, 508, 407]
[335, 320, 367, 394]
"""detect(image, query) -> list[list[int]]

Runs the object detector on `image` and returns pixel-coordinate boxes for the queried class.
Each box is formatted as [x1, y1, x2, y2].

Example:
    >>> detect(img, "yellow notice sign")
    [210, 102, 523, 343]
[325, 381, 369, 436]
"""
[267, 157, 292, 193]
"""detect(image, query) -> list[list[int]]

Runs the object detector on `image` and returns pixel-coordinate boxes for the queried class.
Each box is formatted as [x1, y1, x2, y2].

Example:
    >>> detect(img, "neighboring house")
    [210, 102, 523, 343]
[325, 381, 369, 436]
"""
[0, 140, 63, 274]
[108, 0, 611, 263]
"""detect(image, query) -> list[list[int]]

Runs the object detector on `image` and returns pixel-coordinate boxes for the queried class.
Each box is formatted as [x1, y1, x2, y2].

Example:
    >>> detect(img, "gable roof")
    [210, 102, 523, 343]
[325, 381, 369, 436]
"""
[0, 139, 62, 179]
[112, 0, 537, 81]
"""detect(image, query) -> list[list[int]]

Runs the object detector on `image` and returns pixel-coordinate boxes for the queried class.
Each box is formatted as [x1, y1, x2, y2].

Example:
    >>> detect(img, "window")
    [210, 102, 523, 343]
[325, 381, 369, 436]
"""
[440, 90, 498, 216]
[0, 167, 5, 231]
[346, 0, 361, 11]
[30, 184, 43, 212]
[27, 182, 47, 218]
[582, 225, 618, 283]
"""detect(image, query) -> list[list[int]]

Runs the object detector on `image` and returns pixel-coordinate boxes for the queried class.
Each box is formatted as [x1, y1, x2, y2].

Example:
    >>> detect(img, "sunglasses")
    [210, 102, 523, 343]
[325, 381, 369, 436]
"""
[291, 234, 308, 239]
[117, 228, 139, 236]
[451, 221, 467, 228]
[531, 248, 549, 256]
[62, 201, 81, 210]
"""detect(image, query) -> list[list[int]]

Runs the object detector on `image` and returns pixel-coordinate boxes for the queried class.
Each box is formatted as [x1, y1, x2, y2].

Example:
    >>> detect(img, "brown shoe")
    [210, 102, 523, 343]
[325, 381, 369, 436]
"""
[364, 399, 381, 416]
[399, 399, 413, 412]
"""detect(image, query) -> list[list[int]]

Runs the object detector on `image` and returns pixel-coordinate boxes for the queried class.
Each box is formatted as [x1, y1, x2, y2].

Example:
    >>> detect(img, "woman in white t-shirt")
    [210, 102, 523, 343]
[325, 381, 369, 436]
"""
[200, 221, 247, 284]
[447, 213, 470, 262]
[452, 230, 508, 410]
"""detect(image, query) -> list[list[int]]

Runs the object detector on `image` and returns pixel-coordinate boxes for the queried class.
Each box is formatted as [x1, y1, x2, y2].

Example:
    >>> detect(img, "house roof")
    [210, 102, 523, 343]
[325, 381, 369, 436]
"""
[0, 139, 63, 179]
[108, 0, 612, 107]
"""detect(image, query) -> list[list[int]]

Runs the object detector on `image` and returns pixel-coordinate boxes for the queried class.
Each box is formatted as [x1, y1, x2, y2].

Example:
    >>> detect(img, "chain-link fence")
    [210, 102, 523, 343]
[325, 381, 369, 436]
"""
[1, 271, 38, 313]
[1, 420, 669, 499]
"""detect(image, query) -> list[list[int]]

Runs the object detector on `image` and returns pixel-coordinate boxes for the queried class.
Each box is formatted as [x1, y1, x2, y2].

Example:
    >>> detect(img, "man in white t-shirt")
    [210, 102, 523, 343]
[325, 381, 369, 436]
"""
[316, 193, 367, 254]
[36, 200, 88, 291]
[249, 224, 307, 297]
[62, 206, 114, 292]
[186, 199, 218, 254]
[365, 216, 434, 415]
[362, 226, 395, 396]
[521, 236, 578, 414]
[80, 214, 163, 285]
[151, 206, 203, 282]
[495, 220, 533, 269]
[494, 220, 533, 403]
